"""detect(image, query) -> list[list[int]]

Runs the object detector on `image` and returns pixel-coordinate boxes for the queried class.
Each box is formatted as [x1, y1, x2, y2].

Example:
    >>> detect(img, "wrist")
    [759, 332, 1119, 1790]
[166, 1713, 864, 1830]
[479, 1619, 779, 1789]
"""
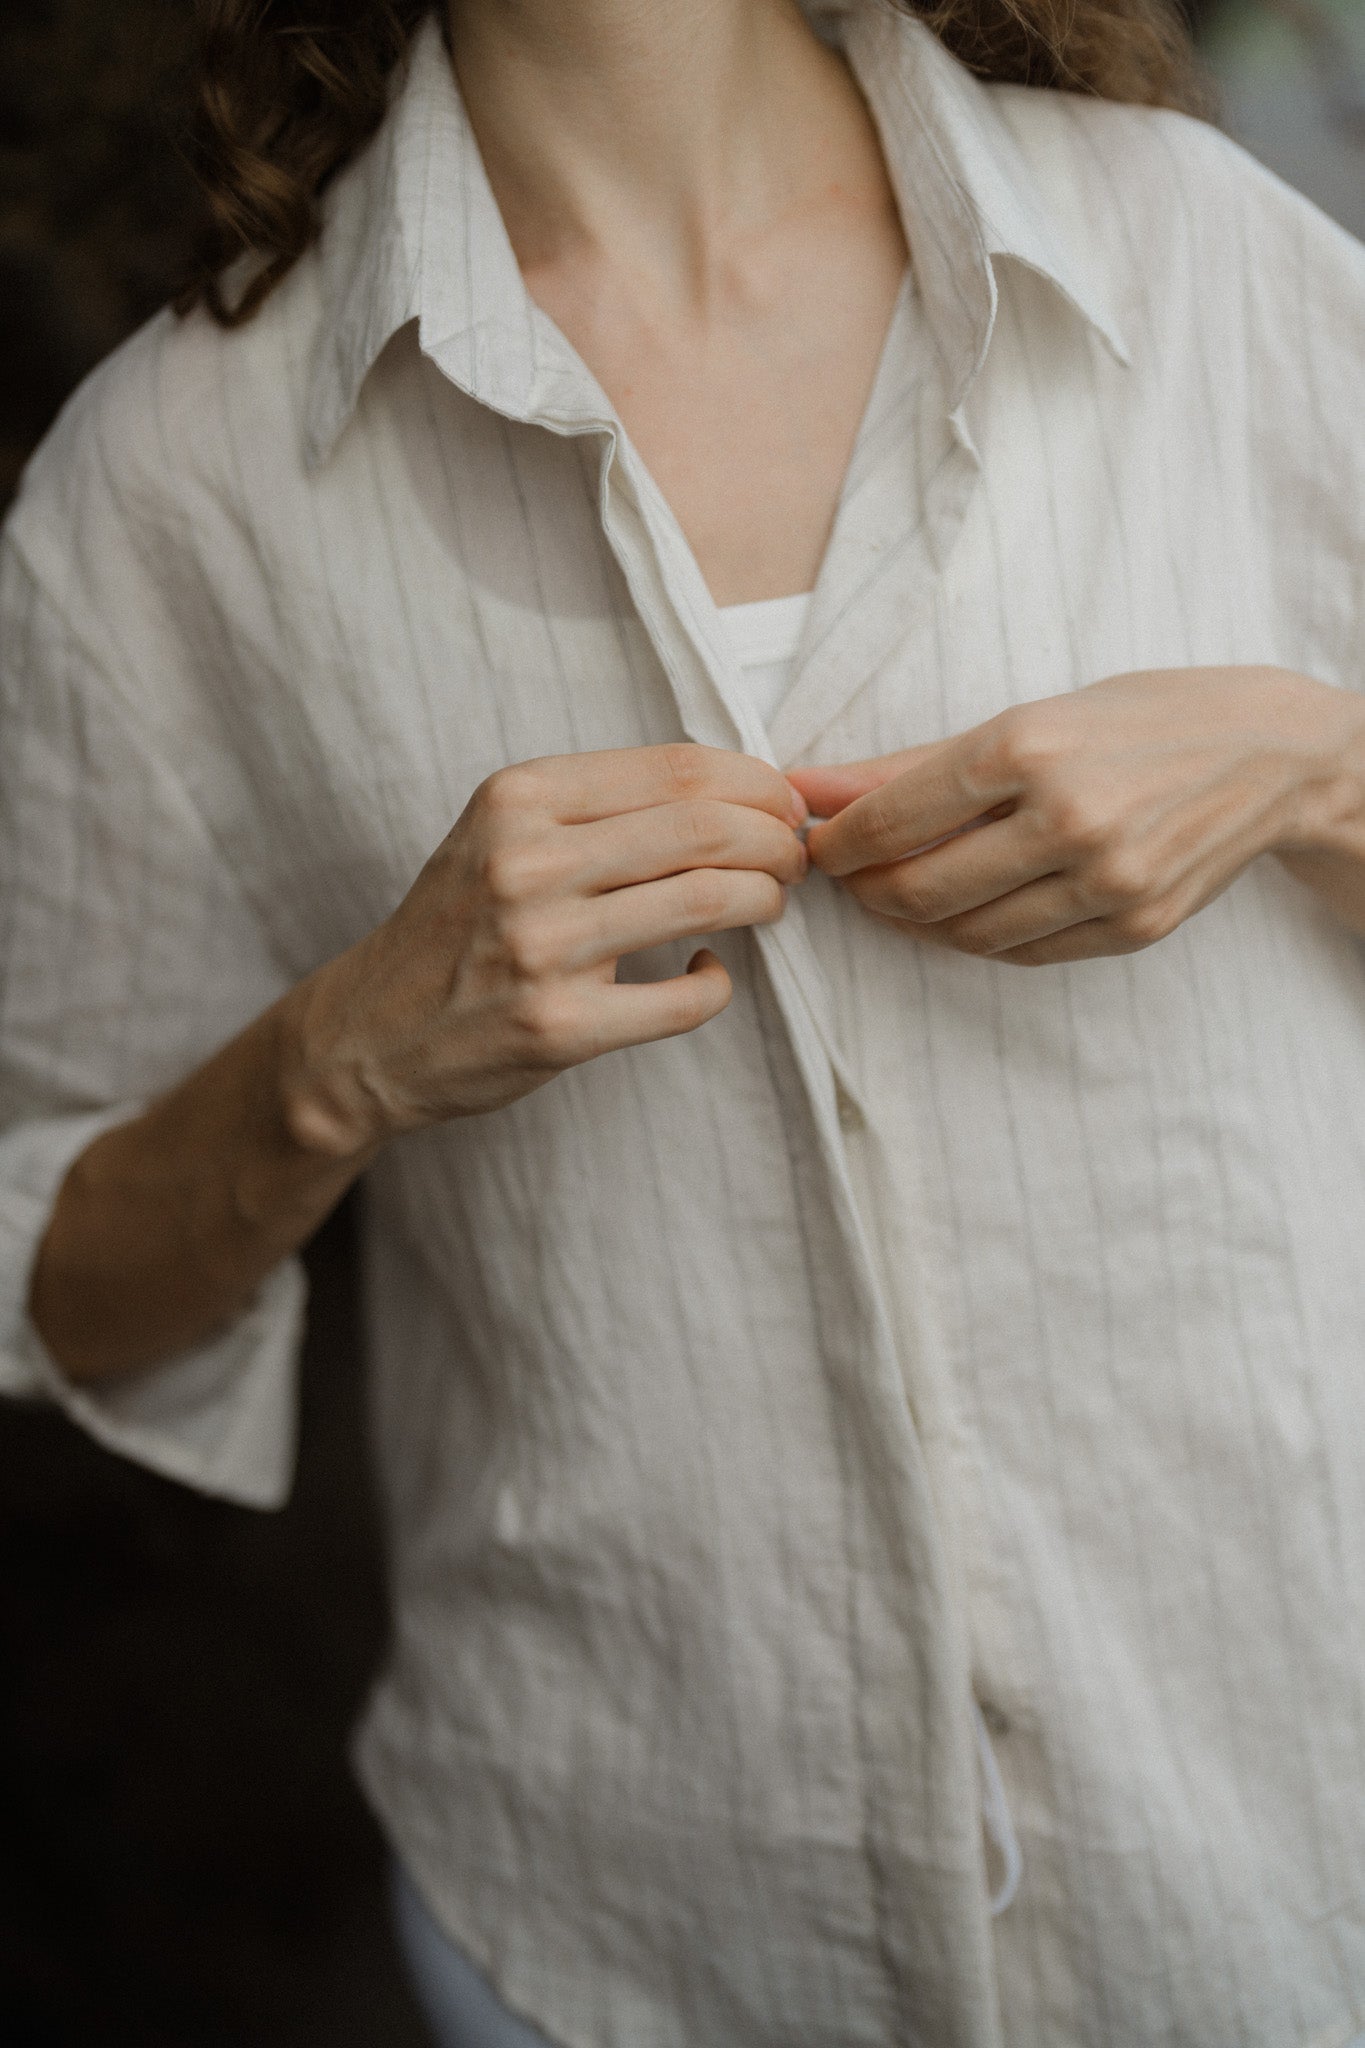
[276, 949, 395, 1165]
[1268, 670, 1365, 858]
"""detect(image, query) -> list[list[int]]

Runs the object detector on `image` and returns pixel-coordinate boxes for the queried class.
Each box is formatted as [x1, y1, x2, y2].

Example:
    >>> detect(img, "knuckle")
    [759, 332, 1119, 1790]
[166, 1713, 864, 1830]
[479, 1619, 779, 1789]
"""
[508, 983, 577, 1057]
[1114, 899, 1175, 949]
[887, 868, 940, 922]
[1046, 791, 1110, 856]
[479, 760, 546, 818]
[943, 919, 996, 958]
[482, 840, 551, 907]
[864, 788, 910, 855]
[500, 906, 560, 979]
[983, 707, 1053, 782]
[680, 870, 731, 929]
[1088, 847, 1153, 907]
[658, 742, 710, 800]
[680, 800, 731, 865]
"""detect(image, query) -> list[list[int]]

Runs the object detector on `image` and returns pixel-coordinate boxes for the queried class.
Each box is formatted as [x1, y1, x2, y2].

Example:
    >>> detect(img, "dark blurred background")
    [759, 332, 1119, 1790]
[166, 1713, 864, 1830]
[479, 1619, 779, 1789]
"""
[0, 2, 1360, 2043]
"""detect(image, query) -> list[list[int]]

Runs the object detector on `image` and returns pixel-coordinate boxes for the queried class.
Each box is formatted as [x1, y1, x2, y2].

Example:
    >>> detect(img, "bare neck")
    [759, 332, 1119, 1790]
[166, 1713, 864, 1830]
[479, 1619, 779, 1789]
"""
[445, 0, 889, 308]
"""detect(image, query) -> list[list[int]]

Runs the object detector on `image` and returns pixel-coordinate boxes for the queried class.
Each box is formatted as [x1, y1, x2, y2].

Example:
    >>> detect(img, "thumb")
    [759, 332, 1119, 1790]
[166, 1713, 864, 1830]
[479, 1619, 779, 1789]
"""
[786, 747, 927, 820]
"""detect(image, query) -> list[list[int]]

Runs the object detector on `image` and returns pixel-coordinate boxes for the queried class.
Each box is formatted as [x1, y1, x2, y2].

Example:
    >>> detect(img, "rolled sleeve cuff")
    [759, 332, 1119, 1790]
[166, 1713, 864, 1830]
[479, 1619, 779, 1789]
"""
[0, 1108, 307, 1510]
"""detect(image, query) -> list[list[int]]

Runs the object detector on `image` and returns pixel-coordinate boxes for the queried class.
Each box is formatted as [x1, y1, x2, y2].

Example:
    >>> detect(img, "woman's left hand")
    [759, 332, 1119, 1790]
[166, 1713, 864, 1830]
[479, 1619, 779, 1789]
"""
[787, 667, 1365, 965]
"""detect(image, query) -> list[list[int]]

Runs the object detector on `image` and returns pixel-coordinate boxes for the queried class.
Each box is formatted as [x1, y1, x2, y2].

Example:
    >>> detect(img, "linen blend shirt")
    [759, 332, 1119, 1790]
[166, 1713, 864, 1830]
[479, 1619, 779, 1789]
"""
[3, 3, 1365, 2042]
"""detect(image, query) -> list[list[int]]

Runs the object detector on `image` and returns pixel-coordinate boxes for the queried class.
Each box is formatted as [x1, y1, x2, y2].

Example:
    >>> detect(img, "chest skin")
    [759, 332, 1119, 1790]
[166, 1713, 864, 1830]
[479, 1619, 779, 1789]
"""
[515, 199, 911, 609]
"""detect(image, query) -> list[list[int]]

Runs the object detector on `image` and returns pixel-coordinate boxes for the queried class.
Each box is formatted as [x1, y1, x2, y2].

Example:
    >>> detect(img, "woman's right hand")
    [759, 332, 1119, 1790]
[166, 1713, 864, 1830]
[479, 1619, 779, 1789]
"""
[282, 743, 807, 1156]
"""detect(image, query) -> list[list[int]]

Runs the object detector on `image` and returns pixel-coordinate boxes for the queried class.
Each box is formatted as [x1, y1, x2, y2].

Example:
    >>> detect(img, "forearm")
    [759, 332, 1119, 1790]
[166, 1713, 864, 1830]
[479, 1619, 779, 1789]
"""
[28, 967, 380, 1387]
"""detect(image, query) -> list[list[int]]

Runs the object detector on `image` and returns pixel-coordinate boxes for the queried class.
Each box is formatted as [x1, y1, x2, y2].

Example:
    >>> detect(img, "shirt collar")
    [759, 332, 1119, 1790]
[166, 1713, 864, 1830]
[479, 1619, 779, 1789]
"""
[835, 0, 1130, 417]
[304, 0, 1129, 467]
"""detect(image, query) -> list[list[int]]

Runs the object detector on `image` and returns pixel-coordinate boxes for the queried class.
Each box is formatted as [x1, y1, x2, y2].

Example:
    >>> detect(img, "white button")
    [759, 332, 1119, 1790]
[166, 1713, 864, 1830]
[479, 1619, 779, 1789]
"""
[835, 1084, 865, 1135]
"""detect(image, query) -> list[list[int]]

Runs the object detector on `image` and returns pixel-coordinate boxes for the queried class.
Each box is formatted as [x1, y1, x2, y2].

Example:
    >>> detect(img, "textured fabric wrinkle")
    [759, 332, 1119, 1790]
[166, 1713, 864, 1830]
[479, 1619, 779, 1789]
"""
[1105, 925, 1350, 2015]
[1205, 900, 1365, 2010]
[371, 1052, 787, 1620]
[0, 550, 295, 1060]
[496, 413, 588, 752]
[898, 946, 1069, 1938]
[0, 559, 42, 1048]
[357, 1189, 508, 1579]
[217, 376, 432, 963]
[612, 1050, 789, 2024]
[156, 302, 313, 897]
[677, 975, 844, 1844]
[752, 974, 1004, 2043]
[747, 977, 910, 2048]
[1051, 978, 1190, 2039]
[355, 388, 458, 845]
[1251, 888, 1365, 1782]
[980, 950, 1121, 2036]
[819, 966, 1011, 1943]
[64, 337, 364, 964]
[12, 580, 99, 1104]
[1242, 157, 1365, 688]
[1150, 127, 1254, 667]
[7, 342, 212, 751]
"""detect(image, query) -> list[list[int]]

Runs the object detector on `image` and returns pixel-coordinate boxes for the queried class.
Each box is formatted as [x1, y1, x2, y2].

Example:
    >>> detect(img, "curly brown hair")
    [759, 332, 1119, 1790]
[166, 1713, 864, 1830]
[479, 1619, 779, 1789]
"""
[179, 0, 1208, 327]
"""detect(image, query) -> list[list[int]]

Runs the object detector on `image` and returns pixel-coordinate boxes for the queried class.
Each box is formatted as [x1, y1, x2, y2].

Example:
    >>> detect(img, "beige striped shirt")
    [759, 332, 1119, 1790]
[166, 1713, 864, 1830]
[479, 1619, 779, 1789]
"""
[4, 4, 1365, 2041]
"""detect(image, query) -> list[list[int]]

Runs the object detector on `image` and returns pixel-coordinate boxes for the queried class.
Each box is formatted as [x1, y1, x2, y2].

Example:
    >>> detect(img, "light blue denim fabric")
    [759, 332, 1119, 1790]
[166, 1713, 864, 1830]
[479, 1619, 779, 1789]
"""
[390, 1860, 557, 2048]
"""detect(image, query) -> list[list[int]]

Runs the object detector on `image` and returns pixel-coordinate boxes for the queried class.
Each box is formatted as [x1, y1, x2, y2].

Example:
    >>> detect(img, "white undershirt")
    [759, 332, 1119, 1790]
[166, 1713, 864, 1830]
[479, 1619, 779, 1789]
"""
[716, 590, 813, 728]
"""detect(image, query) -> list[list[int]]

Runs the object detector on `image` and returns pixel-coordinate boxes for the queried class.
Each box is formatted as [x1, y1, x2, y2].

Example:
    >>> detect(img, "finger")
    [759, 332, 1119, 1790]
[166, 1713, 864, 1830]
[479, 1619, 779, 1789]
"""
[568, 867, 787, 969]
[993, 919, 1139, 967]
[993, 880, 1200, 964]
[803, 736, 1011, 878]
[500, 744, 804, 828]
[913, 837, 1230, 962]
[848, 871, 1087, 956]
[567, 950, 734, 1057]
[567, 799, 808, 894]
[786, 748, 930, 820]
[833, 812, 1054, 924]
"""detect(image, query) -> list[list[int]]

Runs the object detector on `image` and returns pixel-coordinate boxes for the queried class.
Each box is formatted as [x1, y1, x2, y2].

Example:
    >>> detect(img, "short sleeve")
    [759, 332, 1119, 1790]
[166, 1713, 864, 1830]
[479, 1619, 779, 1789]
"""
[0, 533, 307, 1510]
[1227, 135, 1365, 694]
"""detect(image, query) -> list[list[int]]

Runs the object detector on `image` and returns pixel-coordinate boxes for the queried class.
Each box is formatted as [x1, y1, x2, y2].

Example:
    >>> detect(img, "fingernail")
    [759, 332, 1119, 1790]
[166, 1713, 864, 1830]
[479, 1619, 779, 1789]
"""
[788, 784, 808, 827]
